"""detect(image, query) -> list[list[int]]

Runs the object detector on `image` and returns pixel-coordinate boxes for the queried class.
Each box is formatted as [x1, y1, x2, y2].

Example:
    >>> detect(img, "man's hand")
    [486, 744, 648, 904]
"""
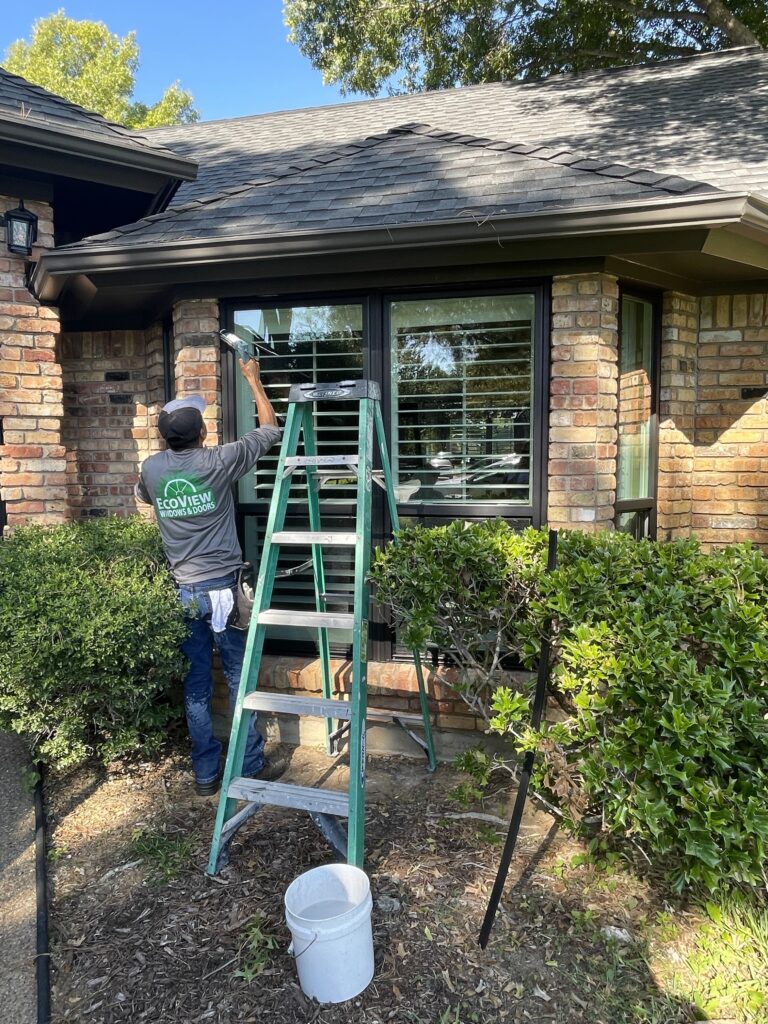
[239, 357, 261, 388]
[239, 357, 278, 428]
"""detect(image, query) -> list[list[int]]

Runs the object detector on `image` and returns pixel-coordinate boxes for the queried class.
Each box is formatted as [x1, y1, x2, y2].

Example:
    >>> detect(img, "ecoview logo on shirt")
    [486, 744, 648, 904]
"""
[156, 475, 217, 519]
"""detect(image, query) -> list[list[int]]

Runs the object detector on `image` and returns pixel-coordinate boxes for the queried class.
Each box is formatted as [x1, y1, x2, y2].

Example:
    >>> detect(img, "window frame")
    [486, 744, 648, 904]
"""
[220, 279, 549, 660]
[615, 286, 662, 540]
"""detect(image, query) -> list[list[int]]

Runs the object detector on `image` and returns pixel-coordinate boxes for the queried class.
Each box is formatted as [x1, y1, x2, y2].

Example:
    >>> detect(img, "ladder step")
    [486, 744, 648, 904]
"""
[258, 609, 355, 629]
[243, 692, 352, 719]
[366, 708, 429, 726]
[243, 692, 428, 728]
[285, 455, 358, 467]
[227, 778, 350, 817]
[271, 531, 357, 545]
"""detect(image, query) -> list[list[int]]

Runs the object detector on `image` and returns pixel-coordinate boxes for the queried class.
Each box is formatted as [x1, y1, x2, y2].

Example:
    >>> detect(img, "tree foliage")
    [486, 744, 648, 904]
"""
[285, 0, 768, 94]
[3, 10, 198, 128]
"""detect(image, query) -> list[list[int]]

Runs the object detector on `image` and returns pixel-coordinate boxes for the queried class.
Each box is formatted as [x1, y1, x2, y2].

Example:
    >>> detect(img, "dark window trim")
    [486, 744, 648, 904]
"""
[615, 286, 662, 539]
[220, 278, 549, 660]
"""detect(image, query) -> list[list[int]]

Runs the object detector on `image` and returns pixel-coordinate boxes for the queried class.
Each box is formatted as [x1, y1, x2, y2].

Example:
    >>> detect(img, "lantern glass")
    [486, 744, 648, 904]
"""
[4, 203, 38, 256]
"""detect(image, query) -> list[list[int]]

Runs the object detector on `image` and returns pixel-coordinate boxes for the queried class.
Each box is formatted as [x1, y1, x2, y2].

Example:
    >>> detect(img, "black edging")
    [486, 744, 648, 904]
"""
[33, 764, 51, 1024]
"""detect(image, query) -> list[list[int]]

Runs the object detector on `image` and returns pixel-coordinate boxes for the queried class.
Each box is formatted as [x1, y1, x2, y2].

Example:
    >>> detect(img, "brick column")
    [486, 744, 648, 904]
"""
[547, 273, 619, 531]
[657, 292, 698, 539]
[692, 293, 768, 548]
[0, 198, 67, 530]
[171, 299, 220, 444]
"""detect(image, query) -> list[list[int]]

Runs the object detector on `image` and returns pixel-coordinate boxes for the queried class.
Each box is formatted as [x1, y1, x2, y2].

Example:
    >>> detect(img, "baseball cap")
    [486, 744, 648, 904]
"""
[158, 394, 206, 448]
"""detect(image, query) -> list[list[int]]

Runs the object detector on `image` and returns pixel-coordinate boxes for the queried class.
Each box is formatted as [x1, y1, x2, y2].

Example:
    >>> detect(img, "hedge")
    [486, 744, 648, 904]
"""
[0, 516, 186, 770]
[371, 523, 768, 892]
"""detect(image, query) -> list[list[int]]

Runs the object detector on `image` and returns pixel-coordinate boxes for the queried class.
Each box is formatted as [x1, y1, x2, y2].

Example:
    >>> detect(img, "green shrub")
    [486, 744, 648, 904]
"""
[371, 522, 768, 892]
[0, 516, 187, 770]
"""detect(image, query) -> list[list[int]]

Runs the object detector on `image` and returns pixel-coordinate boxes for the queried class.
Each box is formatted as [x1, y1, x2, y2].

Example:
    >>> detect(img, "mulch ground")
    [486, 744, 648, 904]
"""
[45, 741, 700, 1024]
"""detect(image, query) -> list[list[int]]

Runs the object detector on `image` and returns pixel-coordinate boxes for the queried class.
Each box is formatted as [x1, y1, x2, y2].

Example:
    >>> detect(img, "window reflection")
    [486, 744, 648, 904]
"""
[617, 297, 654, 502]
[391, 295, 535, 505]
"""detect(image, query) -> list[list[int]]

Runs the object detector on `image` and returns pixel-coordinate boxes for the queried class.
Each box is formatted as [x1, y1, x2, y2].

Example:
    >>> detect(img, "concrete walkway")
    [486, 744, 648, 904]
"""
[0, 732, 37, 1024]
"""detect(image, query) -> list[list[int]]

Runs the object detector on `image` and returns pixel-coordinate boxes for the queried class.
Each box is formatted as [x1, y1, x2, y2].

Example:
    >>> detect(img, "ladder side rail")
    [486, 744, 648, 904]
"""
[301, 403, 338, 754]
[373, 402, 401, 533]
[373, 403, 437, 771]
[347, 396, 375, 866]
[208, 403, 304, 874]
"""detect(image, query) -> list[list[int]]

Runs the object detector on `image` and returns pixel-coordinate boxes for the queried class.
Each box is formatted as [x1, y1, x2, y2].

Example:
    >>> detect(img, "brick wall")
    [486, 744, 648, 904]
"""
[60, 301, 222, 517]
[60, 329, 154, 517]
[692, 293, 768, 547]
[0, 197, 67, 530]
[548, 273, 619, 530]
[657, 293, 698, 539]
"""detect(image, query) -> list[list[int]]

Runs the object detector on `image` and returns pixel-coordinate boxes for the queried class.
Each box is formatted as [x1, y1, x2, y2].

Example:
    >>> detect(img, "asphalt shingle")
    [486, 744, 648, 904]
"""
[60, 123, 720, 252]
[147, 47, 768, 204]
[0, 65, 187, 163]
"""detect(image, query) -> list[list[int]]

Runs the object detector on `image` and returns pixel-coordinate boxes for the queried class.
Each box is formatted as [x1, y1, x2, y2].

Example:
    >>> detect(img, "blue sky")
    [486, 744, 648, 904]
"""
[1, 1, 353, 122]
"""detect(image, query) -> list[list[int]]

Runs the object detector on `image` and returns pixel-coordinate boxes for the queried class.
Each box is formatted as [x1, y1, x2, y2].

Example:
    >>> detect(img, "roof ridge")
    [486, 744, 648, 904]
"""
[392, 123, 721, 195]
[146, 45, 765, 136]
[0, 64, 166, 152]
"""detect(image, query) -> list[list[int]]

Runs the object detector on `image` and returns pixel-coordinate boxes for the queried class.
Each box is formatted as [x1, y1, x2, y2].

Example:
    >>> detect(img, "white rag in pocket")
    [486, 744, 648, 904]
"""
[209, 588, 235, 632]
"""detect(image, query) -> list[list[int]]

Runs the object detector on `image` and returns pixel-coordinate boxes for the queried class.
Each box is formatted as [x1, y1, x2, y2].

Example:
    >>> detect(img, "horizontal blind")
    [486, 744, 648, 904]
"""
[390, 295, 536, 506]
[234, 305, 364, 647]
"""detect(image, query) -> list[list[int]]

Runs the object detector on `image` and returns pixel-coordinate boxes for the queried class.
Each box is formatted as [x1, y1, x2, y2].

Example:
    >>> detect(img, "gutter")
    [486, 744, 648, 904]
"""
[0, 118, 198, 183]
[31, 191, 752, 303]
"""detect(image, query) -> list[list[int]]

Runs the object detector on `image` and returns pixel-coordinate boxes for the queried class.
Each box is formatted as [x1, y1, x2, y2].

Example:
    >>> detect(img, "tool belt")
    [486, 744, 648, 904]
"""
[230, 562, 255, 631]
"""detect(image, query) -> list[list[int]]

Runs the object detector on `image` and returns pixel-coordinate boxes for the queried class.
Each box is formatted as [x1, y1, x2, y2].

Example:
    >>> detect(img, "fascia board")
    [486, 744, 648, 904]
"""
[0, 117, 198, 182]
[31, 191, 749, 302]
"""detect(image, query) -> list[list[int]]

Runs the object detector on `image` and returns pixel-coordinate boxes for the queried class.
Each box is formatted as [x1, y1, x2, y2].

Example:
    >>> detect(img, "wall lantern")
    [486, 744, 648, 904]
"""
[0, 201, 38, 257]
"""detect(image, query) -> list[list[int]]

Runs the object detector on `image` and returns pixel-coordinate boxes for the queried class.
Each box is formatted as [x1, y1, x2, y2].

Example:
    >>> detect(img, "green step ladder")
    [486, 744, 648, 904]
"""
[207, 378, 437, 875]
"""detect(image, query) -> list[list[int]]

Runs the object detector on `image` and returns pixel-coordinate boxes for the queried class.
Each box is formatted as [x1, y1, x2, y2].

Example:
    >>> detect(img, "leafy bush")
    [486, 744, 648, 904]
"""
[0, 516, 186, 769]
[371, 523, 768, 892]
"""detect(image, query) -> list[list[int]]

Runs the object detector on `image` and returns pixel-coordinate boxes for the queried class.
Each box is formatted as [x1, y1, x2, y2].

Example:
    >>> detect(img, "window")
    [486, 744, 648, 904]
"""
[225, 285, 545, 658]
[389, 294, 536, 510]
[615, 294, 658, 539]
[232, 304, 364, 649]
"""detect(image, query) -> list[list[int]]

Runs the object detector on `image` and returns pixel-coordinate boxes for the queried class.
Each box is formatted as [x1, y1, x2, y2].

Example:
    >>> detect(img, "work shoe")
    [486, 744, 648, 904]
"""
[194, 771, 222, 797]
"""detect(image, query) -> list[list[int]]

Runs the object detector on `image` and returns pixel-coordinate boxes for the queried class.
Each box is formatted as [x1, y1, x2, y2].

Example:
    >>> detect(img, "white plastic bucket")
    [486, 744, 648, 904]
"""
[284, 863, 374, 1003]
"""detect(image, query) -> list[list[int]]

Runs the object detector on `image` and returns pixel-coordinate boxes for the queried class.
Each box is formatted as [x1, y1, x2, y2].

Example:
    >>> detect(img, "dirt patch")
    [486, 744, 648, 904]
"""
[46, 741, 701, 1023]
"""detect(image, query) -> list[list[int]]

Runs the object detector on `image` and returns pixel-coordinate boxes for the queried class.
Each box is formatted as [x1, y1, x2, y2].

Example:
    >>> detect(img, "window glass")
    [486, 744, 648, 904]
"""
[233, 304, 364, 648]
[390, 295, 535, 506]
[617, 297, 654, 502]
[233, 305, 364, 506]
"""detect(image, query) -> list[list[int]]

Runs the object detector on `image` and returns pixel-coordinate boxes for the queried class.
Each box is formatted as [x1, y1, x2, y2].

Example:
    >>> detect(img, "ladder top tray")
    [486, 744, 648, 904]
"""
[288, 379, 381, 403]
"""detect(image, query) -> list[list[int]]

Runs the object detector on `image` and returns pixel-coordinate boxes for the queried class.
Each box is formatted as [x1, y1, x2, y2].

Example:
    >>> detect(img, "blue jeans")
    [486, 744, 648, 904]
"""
[178, 572, 265, 784]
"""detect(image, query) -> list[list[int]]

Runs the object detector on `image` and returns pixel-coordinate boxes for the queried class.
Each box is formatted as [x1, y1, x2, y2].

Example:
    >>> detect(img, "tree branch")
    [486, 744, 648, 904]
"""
[689, 0, 761, 44]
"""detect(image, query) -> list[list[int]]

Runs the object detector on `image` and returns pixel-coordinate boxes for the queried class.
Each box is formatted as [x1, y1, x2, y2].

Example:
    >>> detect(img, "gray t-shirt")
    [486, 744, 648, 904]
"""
[135, 425, 280, 584]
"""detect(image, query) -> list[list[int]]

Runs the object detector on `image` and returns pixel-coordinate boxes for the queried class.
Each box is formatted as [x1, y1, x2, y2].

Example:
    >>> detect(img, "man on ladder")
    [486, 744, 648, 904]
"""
[135, 357, 284, 796]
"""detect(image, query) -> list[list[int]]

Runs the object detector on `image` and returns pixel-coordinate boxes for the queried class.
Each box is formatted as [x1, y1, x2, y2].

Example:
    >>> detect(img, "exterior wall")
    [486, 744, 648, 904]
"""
[657, 293, 698, 539]
[547, 272, 619, 530]
[61, 329, 154, 518]
[59, 302, 222, 517]
[0, 197, 67, 530]
[692, 293, 768, 548]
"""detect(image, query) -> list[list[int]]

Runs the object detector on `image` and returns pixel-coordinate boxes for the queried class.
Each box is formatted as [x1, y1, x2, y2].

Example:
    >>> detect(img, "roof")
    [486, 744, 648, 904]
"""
[149, 46, 768, 204]
[59, 123, 722, 252]
[0, 66, 197, 181]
